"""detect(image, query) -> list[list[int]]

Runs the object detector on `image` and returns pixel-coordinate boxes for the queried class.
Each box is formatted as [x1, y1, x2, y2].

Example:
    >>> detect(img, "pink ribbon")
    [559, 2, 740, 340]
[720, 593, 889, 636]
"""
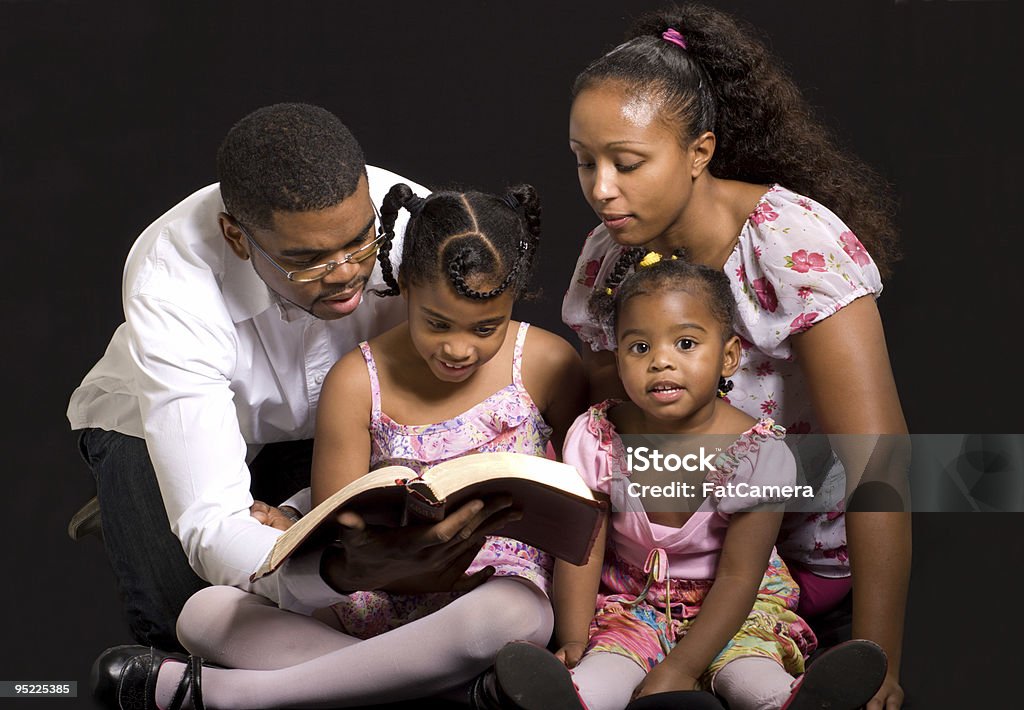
[621, 547, 678, 645]
[661, 28, 688, 50]
[643, 547, 676, 642]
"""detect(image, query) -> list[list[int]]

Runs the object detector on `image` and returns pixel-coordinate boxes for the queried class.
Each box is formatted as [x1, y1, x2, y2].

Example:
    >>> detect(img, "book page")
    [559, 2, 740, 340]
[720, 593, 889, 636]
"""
[421, 452, 595, 501]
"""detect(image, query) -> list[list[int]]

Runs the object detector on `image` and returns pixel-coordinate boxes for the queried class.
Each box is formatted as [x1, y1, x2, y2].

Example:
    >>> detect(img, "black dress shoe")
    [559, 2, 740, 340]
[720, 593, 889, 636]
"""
[782, 639, 887, 710]
[91, 644, 206, 710]
[469, 642, 585, 710]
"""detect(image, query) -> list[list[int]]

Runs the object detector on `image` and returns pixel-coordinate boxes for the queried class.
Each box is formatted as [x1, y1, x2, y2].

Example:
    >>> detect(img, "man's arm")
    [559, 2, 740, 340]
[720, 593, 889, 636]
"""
[127, 293, 286, 596]
[127, 293, 520, 612]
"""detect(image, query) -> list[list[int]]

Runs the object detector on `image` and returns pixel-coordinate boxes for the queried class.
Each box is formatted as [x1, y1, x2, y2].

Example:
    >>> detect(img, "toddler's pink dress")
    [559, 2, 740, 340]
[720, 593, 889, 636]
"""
[563, 402, 817, 690]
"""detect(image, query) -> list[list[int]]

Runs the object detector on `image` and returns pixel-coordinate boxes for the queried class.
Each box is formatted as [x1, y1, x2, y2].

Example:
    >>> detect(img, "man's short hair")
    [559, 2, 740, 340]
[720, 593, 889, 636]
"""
[216, 103, 367, 228]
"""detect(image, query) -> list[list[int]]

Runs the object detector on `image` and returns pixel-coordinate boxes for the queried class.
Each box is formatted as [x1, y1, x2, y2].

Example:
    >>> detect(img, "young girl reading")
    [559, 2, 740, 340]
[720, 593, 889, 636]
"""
[97, 183, 587, 709]
[482, 256, 887, 710]
[311, 182, 587, 641]
[561, 4, 911, 707]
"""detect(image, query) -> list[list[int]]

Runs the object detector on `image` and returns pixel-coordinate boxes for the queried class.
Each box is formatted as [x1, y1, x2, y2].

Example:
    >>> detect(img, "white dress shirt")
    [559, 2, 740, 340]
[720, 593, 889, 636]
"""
[67, 165, 425, 611]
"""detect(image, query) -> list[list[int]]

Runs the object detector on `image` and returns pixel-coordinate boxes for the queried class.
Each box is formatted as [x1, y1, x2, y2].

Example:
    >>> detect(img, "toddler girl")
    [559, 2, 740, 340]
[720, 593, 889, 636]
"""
[482, 256, 887, 710]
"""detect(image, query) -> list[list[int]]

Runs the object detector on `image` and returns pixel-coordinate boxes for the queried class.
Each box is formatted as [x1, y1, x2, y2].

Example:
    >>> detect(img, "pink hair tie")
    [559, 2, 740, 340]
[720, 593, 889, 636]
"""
[661, 27, 688, 50]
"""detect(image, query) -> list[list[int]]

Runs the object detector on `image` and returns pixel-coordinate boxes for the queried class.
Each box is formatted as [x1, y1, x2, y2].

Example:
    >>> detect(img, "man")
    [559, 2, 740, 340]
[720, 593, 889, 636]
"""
[68, 103, 507, 651]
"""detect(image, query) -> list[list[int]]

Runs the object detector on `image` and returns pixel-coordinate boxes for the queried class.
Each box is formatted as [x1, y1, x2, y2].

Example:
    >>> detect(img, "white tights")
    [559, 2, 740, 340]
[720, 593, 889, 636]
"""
[712, 656, 795, 710]
[571, 652, 647, 710]
[155, 577, 552, 709]
[570, 653, 795, 710]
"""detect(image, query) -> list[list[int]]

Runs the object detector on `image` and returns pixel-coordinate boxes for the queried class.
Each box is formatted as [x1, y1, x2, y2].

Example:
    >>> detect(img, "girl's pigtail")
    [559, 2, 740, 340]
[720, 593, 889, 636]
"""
[506, 183, 542, 294]
[586, 246, 644, 330]
[371, 182, 415, 297]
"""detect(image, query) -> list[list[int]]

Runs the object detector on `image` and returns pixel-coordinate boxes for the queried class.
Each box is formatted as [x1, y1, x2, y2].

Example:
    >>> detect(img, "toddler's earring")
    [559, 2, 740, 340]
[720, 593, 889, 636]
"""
[717, 376, 734, 399]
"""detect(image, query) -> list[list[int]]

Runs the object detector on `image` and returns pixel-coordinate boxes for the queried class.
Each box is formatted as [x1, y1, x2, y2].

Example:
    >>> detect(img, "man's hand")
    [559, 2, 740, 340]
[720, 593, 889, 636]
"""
[250, 500, 298, 531]
[320, 497, 521, 595]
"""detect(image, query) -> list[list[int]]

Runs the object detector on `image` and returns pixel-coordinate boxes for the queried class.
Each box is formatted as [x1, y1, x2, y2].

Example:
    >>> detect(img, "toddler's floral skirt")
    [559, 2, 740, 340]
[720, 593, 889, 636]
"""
[586, 546, 818, 691]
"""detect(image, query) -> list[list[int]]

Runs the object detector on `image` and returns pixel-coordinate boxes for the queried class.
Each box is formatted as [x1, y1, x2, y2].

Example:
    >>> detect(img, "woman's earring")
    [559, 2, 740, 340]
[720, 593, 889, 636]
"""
[717, 376, 734, 399]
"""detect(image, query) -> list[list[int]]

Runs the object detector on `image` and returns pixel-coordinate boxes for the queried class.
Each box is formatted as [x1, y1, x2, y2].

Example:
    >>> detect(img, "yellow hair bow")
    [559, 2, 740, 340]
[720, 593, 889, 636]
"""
[638, 251, 677, 268]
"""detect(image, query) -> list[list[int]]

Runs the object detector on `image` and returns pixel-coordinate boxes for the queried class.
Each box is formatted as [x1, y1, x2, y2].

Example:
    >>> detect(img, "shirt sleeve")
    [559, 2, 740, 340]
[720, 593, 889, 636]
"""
[730, 192, 884, 359]
[561, 409, 613, 496]
[273, 545, 350, 614]
[279, 486, 312, 515]
[126, 292, 334, 609]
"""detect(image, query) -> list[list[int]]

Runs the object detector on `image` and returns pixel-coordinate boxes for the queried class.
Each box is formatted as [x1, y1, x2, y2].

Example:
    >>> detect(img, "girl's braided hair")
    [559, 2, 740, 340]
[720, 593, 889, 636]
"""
[589, 252, 737, 342]
[373, 183, 541, 300]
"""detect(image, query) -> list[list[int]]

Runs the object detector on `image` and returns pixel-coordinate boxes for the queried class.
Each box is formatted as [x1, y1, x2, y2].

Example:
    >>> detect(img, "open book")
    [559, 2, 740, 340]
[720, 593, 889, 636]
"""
[250, 451, 607, 582]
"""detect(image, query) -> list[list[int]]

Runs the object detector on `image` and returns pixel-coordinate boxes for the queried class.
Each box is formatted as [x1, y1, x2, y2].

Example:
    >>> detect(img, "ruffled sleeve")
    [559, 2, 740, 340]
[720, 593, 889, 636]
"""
[561, 225, 624, 352]
[561, 403, 618, 495]
[728, 186, 884, 360]
[706, 419, 799, 515]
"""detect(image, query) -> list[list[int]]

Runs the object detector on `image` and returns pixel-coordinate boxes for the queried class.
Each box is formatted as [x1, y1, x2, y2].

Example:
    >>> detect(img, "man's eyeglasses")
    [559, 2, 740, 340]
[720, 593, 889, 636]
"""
[232, 204, 384, 283]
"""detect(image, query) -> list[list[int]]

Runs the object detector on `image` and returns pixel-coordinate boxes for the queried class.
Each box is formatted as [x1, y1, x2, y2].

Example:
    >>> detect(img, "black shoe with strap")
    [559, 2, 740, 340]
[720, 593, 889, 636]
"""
[782, 638, 888, 710]
[469, 641, 585, 710]
[91, 644, 206, 710]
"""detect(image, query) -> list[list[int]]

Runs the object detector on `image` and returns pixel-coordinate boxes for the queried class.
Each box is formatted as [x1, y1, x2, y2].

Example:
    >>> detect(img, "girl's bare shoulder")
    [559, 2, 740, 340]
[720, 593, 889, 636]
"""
[714, 401, 758, 435]
[521, 324, 583, 370]
[520, 324, 585, 399]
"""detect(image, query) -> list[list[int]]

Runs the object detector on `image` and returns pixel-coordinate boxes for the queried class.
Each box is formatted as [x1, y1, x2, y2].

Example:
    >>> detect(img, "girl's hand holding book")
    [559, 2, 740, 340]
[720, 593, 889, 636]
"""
[318, 497, 520, 594]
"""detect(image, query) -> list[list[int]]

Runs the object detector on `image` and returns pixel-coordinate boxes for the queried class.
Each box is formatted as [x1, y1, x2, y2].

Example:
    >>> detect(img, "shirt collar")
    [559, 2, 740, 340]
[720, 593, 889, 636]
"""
[220, 248, 277, 324]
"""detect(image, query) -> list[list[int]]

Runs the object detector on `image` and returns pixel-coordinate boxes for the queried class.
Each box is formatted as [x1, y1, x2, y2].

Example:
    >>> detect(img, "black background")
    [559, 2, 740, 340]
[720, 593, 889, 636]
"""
[2, 1, 1021, 707]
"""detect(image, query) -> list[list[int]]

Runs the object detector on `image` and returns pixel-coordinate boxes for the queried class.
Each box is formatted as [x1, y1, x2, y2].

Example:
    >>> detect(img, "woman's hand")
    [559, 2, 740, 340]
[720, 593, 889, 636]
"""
[866, 673, 904, 709]
[631, 662, 698, 699]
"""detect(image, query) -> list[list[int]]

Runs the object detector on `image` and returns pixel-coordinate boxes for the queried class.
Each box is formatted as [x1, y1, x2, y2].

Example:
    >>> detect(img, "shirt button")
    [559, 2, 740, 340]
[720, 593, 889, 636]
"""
[314, 373, 325, 384]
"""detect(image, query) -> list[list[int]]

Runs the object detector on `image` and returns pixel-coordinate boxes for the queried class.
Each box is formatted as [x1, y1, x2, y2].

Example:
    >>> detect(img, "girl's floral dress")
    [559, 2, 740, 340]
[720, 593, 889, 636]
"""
[329, 321, 555, 638]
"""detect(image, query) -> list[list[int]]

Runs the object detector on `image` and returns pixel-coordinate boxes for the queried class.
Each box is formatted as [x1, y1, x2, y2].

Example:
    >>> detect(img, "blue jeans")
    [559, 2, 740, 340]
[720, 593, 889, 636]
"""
[78, 428, 312, 652]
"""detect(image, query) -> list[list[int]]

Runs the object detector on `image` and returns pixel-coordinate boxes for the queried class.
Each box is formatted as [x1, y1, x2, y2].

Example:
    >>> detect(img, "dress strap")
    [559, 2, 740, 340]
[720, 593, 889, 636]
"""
[358, 341, 382, 416]
[511, 321, 530, 390]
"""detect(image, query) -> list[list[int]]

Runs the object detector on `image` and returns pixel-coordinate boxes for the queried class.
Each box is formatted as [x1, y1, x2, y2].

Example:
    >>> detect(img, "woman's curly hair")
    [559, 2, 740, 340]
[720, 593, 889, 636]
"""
[574, 2, 900, 279]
